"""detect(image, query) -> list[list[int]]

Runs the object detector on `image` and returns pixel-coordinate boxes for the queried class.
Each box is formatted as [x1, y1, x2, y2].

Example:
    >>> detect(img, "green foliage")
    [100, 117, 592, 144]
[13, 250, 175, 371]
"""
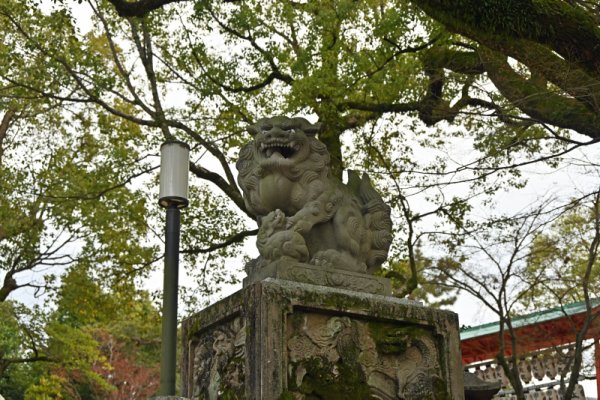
[0, 302, 50, 398]
[384, 250, 460, 307]
[0, 6, 161, 397]
[521, 198, 600, 308]
[0, 302, 32, 398]
[0, 263, 162, 398]
[0, 302, 22, 360]
[24, 374, 65, 400]
[54, 265, 119, 328]
[0, 363, 35, 400]
[44, 321, 113, 395]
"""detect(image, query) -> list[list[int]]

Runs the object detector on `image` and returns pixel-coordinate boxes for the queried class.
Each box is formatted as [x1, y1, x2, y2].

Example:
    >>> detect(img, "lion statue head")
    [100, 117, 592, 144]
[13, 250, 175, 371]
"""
[236, 116, 331, 217]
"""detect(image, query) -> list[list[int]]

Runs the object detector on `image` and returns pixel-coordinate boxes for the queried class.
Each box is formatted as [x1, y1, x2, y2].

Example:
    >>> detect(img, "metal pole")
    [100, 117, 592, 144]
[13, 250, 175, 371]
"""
[595, 338, 600, 399]
[159, 205, 181, 395]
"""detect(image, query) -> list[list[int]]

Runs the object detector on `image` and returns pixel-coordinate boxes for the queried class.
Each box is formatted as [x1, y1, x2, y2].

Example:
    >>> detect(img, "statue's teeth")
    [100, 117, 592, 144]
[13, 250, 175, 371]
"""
[260, 141, 299, 158]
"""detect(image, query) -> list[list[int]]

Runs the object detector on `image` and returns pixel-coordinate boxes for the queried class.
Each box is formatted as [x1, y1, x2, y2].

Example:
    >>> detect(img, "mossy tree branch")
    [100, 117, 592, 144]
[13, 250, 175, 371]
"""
[478, 46, 600, 139]
[106, 0, 189, 17]
[411, 0, 600, 80]
[409, 0, 600, 140]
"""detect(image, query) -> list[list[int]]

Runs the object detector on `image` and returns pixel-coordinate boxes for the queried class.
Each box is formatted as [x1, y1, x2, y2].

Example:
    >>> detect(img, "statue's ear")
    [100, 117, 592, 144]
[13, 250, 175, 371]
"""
[302, 121, 322, 136]
[247, 124, 260, 137]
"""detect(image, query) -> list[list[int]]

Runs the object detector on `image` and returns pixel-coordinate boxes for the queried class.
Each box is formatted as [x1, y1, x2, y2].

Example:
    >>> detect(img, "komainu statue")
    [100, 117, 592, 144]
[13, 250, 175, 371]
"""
[236, 116, 392, 275]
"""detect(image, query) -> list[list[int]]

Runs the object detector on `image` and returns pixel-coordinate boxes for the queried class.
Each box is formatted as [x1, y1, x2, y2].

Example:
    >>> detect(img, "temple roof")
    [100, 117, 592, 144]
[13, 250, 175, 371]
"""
[460, 299, 600, 364]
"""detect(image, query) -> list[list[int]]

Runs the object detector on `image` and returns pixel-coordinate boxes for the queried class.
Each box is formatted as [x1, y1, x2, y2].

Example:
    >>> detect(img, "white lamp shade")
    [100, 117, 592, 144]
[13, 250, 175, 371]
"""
[159, 141, 190, 208]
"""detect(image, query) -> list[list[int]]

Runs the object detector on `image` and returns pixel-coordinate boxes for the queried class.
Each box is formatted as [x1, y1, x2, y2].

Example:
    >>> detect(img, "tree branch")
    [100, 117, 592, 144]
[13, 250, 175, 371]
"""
[182, 228, 258, 255]
[479, 46, 600, 139]
[0, 355, 56, 376]
[0, 108, 16, 162]
[106, 0, 190, 18]
[0, 272, 17, 302]
[412, 0, 600, 81]
[188, 162, 252, 219]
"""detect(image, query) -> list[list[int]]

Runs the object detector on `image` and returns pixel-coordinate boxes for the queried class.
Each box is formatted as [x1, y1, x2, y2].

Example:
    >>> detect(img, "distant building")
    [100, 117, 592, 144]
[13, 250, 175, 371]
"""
[461, 300, 600, 399]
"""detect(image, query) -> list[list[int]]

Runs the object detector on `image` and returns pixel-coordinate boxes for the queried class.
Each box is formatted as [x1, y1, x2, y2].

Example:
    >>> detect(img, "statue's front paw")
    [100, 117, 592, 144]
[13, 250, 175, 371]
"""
[260, 231, 309, 264]
[311, 252, 335, 269]
[287, 218, 311, 234]
[282, 238, 309, 262]
[310, 250, 367, 272]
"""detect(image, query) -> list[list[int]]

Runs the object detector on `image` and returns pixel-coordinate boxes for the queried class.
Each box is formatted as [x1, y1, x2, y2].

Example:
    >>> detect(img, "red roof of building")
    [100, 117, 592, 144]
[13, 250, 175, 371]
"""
[460, 300, 600, 364]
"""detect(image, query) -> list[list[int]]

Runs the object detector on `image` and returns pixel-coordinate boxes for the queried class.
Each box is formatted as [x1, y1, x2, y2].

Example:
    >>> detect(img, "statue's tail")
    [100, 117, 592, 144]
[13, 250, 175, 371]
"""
[347, 171, 393, 273]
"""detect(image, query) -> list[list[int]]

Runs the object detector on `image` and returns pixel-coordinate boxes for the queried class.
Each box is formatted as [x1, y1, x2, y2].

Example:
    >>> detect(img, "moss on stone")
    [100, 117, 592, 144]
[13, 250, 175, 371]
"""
[215, 355, 245, 399]
[290, 312, 305, 332]
[219, 390, 242, 400]
[432, 376, 450, 400]
[279, 391, 295, 400]
[367, 322, 431, 355]
[289, 357, 373, 400]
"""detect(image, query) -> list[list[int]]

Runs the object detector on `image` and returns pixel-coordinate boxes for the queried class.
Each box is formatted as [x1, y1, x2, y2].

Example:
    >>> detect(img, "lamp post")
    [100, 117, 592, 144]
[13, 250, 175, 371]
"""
[158, 140, 189, 396]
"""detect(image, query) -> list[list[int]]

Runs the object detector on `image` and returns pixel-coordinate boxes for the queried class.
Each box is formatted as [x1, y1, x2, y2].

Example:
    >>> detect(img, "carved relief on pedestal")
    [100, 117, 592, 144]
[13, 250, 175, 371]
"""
[285, 312, 448, 400]
[191, 316, 246, 400]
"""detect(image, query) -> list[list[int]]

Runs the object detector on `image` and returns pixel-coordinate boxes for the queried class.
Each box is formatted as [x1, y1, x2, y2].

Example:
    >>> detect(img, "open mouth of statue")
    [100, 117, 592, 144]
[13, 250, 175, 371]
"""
[260, 142, 299, 159]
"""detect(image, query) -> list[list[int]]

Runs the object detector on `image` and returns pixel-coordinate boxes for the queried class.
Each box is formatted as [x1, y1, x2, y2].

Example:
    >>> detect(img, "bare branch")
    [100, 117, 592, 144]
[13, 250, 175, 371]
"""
[182, 229, 258, 255]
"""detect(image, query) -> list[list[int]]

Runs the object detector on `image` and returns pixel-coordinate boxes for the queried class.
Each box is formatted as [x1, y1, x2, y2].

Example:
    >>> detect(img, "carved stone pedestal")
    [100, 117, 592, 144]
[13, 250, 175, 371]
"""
[181, 278, 464, 399]
[243, 260, 392, 295]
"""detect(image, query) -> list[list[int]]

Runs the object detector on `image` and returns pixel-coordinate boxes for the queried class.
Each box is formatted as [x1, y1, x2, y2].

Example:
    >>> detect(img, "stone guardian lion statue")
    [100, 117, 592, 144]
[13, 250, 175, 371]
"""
[236, 116, 392, 275]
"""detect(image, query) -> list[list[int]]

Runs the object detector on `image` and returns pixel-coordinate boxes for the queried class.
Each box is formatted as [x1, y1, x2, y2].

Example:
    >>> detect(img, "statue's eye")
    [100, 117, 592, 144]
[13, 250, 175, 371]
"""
[286, 129, 295, 134]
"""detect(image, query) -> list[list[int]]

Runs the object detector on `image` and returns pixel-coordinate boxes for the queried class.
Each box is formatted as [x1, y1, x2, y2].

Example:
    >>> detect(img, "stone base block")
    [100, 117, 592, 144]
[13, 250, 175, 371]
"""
[182, 278, 464, 399]
[243, 260, 392, 295]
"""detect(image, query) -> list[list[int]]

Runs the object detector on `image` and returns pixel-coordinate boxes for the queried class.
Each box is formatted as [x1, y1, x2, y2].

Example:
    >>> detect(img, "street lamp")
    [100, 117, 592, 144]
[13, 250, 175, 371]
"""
[158, 140, 189, 396]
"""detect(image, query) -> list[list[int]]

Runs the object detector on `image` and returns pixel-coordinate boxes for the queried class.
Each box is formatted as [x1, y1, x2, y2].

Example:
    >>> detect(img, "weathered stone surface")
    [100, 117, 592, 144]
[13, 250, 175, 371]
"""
[236, 116, 393, 276]
[243, 259, 392, 295]
[181, 278, 464, 399]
